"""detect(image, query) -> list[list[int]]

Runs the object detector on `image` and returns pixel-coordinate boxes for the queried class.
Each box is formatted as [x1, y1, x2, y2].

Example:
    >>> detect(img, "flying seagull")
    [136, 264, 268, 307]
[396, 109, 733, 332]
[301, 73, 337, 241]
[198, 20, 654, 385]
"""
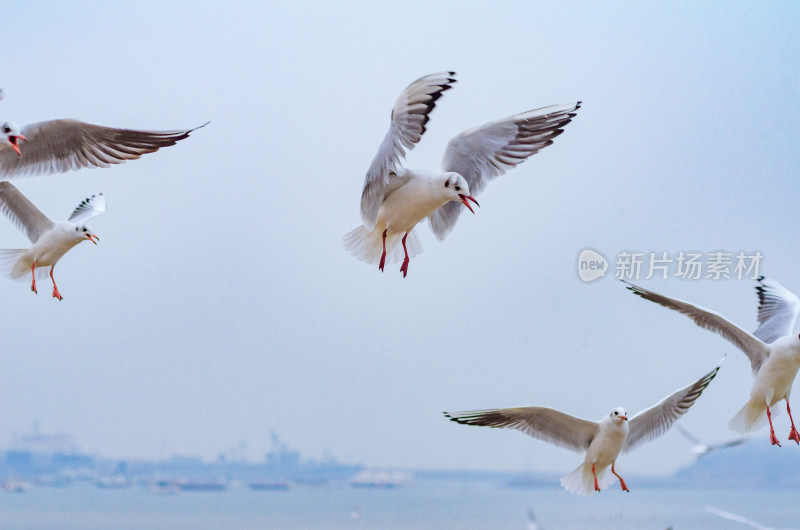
[705, 505, 799, 530]
[343, 72, 580, 277]
[0, 181, 106, 300]
[444, 360, 721, 495]
[625, 278, 800, 446]
[674, 424, 747, 457]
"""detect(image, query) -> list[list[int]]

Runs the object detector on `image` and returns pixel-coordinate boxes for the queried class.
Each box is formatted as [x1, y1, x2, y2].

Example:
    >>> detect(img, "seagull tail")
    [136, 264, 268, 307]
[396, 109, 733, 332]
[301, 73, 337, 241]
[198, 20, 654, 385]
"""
[342, 226, 422, 265]
[560, 462, 611, 496]
[729, 397, 769, 433]
[0, 249, 36, 282]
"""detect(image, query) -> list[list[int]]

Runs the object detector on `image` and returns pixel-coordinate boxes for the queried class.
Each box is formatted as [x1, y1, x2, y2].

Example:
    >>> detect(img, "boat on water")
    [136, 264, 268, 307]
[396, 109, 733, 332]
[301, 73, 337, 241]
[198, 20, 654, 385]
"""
[350, 471, 412, 489]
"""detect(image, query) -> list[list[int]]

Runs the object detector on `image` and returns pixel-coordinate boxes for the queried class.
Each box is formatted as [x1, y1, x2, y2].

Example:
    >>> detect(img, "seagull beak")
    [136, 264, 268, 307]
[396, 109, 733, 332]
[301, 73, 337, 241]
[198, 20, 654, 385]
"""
[86, 234, 99, 245]
[620, 415, 628, 421]
[459, 194, 480, 214]
[8, 135, 24, 157]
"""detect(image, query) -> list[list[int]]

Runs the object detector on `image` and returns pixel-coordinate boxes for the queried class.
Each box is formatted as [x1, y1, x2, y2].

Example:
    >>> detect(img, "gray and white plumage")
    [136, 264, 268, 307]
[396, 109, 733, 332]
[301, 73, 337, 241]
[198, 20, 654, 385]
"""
[0, 181, 105, 299]
[0, 119, 206, 179]
[675, 424, 747, 457]
[444, 361, 720, 494]
[625, 280, 800, 442]
[346, 71, 580, 275]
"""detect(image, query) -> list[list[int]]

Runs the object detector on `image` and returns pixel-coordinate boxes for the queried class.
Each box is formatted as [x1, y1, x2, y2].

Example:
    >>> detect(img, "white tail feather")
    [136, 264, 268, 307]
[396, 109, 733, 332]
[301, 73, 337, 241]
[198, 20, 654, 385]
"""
[560, 463, 615, 496]
[729, 397, 770, 433]
[0, 249, 41, 282]
[343, 226, 423, 265]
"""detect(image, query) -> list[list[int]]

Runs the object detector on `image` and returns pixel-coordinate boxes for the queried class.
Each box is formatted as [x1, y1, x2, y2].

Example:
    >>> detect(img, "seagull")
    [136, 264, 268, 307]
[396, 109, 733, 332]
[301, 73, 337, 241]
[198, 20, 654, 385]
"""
[705, 505, 799, 530]
[0, 109, 204, 176]
[526, 509, 542, 530]
[625, 278, 800, 446]
[343, 72, 580, 277]
[674, 424, 747, 457]
[0, 181, 106, 300]
[444, 360, 721, 495]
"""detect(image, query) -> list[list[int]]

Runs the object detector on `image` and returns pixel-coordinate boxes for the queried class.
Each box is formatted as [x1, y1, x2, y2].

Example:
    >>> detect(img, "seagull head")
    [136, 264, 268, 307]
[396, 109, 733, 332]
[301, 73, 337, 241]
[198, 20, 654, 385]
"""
[609, 407, 628, 423]
[1, 121, 26, 157]
[442, 173, 479, 214]
[74, 224, 99, 245]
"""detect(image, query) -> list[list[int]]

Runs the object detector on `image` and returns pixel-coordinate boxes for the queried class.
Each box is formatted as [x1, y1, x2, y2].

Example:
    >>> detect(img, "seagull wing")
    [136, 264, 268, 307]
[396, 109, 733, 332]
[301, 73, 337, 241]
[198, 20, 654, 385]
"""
[705, 506, 770, 530]
[674, 424, 703, 445]
[624, 361, 722, 453]
[753, 276, 800, 344]
[68, 193, 107, 223]
[429, 102, 580, 240]
[0, 181, 53, 243]
[360, 72, 457, 229]
[0, 120, 206, 179]
[625, 281, 770, 374]
[444, 406, 598, 453]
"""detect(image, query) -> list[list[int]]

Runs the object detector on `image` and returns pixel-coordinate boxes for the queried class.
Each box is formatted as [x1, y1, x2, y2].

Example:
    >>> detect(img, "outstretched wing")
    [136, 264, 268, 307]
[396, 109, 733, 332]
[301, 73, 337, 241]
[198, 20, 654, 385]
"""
[429, 102, 580, 240]
[753, 276, 800, 344]
[625, 281, 770, 374]
[68, 193, 107, 223]
[445, 406, 598, 453]
[624, 360, 722, 453]
[360, 72, 456, 229]
[0, 120, 206, 179]
[0, 181, 54, 243]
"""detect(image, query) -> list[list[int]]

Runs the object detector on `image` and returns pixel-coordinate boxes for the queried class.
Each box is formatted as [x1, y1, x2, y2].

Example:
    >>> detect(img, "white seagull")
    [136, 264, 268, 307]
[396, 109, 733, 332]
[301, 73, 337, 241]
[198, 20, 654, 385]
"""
[343, 72, 580, 277]
[625, 278, 800, 446]
[0, 96, 204, 177]
[444, 361, 721, 495]
[0, 181, 106, 300]
[674, 424, 747, 458]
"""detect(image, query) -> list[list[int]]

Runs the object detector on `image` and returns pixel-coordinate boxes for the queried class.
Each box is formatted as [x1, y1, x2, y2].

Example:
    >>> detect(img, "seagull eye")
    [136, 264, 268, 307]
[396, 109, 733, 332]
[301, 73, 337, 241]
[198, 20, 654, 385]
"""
[83, 228, 87, 232]
[614, 411, 618, 415]
[2, 126, 10, 134]
[444, 181, 449, 188]
[455, 185, 461, 191]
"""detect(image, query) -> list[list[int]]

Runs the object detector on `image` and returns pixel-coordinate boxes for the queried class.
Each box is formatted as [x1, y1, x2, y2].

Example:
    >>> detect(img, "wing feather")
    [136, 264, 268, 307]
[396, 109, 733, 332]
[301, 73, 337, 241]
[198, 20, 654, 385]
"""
[0, 181, 53, 243]
[624, 361, 722, 452]
[68, 193, 106, 223]
[0, 120, 206, 179]
[429, 102, 580, 240]
[753, 276, 800, 344]
[444, 406, 598, 453]
[625, 281, 770, 374]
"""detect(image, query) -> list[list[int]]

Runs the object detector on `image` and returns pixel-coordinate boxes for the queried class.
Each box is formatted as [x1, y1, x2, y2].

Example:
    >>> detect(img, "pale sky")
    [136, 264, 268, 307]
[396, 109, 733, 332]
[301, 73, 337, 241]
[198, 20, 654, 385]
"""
[1, 2, 799, 475]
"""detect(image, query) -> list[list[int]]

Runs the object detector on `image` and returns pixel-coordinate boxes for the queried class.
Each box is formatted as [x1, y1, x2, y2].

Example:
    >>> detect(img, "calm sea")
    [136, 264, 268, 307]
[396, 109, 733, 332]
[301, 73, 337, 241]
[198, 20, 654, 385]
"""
[0, 479, 798, 529]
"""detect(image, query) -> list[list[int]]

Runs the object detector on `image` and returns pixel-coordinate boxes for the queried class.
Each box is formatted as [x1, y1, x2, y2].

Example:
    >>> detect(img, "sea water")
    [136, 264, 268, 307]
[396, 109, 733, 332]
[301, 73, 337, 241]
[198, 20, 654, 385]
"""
[0, 479, 798, 529]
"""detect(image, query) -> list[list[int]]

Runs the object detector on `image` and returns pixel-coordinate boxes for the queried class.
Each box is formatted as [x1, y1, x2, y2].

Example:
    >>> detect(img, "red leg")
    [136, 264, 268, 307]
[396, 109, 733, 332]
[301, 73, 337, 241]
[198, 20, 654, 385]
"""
[787, 401, 800, 444]
[611, 462, 629, 492]
[378, 229, 387, 272]
[399, 233, 410, 278]
[30, 262, 37, 294]
[591, 463, 600, 492]
[50, 266, 62, 301]
[767, 405, 781, 447]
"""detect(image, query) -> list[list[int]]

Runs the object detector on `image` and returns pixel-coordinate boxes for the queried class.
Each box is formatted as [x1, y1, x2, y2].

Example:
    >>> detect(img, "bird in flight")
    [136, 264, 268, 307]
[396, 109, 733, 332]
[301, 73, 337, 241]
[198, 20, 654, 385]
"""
[445, 360, 721, 495]
[343, 72, 580, 277]
[0, 181, 106, 300]
[625, 278, 800, 446]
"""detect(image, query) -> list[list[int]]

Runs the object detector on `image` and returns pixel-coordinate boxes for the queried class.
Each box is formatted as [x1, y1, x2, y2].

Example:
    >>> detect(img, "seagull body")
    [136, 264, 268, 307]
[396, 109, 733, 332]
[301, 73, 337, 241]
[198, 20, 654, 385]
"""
[0, 181, 105, 300]
[625, 278, 800, 446]
[445, 362, 721, 495]
[0, 117, 204, 177]
[343, 72, 580, 277]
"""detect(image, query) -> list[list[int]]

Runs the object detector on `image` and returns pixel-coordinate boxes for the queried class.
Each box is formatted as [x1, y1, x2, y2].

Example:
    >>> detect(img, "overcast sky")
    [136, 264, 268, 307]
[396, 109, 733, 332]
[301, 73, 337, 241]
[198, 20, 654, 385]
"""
[1, 2, 799, 475]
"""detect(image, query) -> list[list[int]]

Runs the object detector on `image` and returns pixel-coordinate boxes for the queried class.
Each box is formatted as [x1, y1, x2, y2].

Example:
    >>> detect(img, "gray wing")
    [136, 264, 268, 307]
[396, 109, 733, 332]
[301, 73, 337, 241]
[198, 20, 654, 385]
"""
[624, 361, 721, 453]
[429, 102, 580, 240]
[625, 281, 770, 374]
[0, 181, 53, 243]
[0, 120, 206, 179]
[674, 424, 703, 445]
[360, 72, 456, 229]
[68, 193, 106, 223]
[754, 276, 800, 344]
[705, 506, 771, 530]
[444, 406, 598, 453]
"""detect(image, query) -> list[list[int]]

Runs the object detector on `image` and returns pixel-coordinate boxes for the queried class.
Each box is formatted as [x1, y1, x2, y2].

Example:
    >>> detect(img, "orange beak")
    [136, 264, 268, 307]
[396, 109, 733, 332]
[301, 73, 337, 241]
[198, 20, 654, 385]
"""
[459, 194, 480, 214]
[620, 415, 628, 421]
[86, 234, 99, 245]
[8, 134, 25, 157]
